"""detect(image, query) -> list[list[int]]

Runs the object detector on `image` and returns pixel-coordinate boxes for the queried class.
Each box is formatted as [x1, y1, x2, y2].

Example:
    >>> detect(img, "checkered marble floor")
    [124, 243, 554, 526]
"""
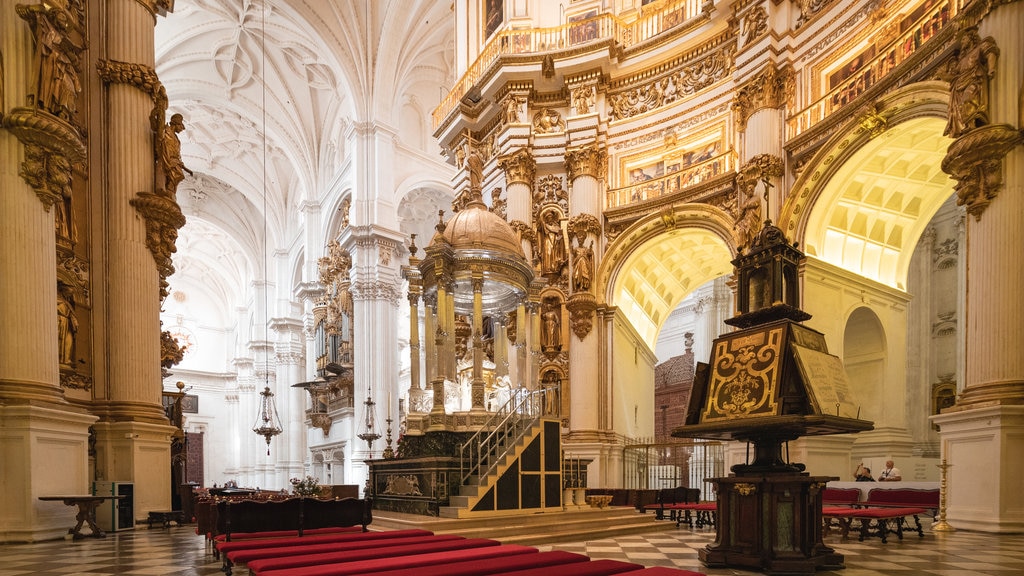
[1, 520, 1023, 576]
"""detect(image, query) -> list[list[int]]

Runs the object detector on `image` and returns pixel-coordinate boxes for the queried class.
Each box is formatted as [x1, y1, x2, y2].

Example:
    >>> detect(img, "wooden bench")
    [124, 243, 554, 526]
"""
[864, 487, 939, 517]
[665, 502, 717, 528]
[822, 487, 860, 507]
[147, 510, 185, 528]
[822, 506, 927, 543]
[641, 487, 701, 520]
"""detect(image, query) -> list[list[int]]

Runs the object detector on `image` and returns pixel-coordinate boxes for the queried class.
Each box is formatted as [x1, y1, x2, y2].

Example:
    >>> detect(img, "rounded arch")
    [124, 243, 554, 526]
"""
[843, 305, 887, 422]
[598, 203, 736, 349]
[780, 81, 954, 290]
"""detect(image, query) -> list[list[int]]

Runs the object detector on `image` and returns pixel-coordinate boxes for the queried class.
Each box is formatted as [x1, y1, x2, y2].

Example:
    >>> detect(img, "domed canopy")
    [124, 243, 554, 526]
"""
[417, 198, 533, 316]
[441, 200, 525, 257]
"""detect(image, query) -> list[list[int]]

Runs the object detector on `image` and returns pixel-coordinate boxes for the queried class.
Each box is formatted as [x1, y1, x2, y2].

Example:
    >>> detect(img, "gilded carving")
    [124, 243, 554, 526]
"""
[795, 0, 828, 29]
[566, 292, 598, 340]
[130, 191, 186, 299]
[734, 154, 783, 250]
[17, 0, 85, 121]
[571, 85, 595, 115]
[734, 482, 757, 496]
[941, 27, 998, 139]
[742, 6, 768, 45]
[95, 60, 169, 126]
[490, 188, 507, 220]
[608, 45, 733, 121]
[498, 148, 536, 186]
[565, 145, 607, 181]
[503, 94, 525, 125]
[157, 113, 193, 197]
[161, 327, 187, 371]
[537, 207, 568, 278]
[57, 282, 79, 368]
[533, 108, 565, 134]
[941, 124, 1023, 220]
[732, 65, 794, 131]
[509, 219, 536, 244]
[857, 102, 888, 139]
[540, 298, 563, 358]
[571, 240, 594, 293]
[566, 213, 601, 246]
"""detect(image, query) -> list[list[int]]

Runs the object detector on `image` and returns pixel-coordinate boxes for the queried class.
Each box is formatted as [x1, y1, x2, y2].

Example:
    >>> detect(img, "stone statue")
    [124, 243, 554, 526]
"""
[572, 240, 594, 292]
[943, 28, 999, 139]
[466, 146, 484, 191]
[734, 183, 762, 251]
[57, 283, 77, 367]
[504, 95, 522, 124]
[157, 113, 193, 197]
[538, 209, 567, 276]
[572, 85, 594, 115]
[340, 197, 351, 228]
[17, 1, 83, 120]
[50, 154, 76, 243]
[541, 302, 561, 352]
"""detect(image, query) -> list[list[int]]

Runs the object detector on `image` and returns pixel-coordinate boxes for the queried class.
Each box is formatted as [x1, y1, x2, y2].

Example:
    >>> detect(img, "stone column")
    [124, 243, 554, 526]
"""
[471, 276, 486, 411]
[564, 145, 605, 432]
[273, 318, 306, 485]
[934, 2, 1024, 533]
[499, 148, 537, 261]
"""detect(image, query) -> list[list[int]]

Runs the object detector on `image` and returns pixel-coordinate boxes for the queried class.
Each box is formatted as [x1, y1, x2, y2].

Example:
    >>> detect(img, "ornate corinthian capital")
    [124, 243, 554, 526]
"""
[732, 64, 794, 132]
[498, 148, 536, 186]
[565, 145, 607, 181]
[941, 124, 1023, 220]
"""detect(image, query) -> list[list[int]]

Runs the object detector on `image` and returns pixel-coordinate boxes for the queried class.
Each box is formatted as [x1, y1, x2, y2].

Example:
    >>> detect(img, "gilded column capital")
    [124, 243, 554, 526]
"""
[941, 123, 1023, 220]
[732, 64, 794, 132]
[566, 214, 602, 246]
[96, 59, 168, 124]
[564, 145, 607, 181]
[498, 148, 536, 186]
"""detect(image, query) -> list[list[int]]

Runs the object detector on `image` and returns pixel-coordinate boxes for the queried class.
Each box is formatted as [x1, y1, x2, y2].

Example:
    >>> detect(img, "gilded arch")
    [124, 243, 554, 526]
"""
[597, 203, 736, 349]
[780, 81, 954, 289]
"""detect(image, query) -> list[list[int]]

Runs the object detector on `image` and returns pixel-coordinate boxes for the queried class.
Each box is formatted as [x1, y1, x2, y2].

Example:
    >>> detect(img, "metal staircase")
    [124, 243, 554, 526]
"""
[441, 389, 557, 517]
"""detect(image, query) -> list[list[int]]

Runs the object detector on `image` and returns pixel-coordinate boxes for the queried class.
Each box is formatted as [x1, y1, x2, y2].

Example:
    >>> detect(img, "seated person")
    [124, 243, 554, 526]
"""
[878, 460, 902, 482]
[854, 464, 874, 482]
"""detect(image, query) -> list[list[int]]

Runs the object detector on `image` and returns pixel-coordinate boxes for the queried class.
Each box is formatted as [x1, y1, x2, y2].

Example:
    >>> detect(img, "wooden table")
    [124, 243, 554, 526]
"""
[39, 495, 124, 539]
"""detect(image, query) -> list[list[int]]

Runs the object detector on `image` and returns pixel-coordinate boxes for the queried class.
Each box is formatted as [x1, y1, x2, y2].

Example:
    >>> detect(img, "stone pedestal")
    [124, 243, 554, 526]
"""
[701, 473, 843, 574]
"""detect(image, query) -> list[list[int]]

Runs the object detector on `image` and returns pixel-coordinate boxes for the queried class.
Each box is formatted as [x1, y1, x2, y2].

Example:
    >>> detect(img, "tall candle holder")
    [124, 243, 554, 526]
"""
[382, 417, 395, 459]
[932, 458, 956, 532]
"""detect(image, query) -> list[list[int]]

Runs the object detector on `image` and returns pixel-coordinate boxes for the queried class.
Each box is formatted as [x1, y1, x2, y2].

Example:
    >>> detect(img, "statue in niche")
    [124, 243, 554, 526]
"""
[542, 371, 560, 416]
[340, 197, 351, 228]
[17, 1, 83, 121]
[157, 113, 193, 197]
[538, 209, 567, 276]
[541, 301, 561, 354]
[943, 27, 998, 138]
[504, 95, 523, 124]
[572, 240, 594, 292]
[57, 283, 78, 367]
[572, 85, 594, 115]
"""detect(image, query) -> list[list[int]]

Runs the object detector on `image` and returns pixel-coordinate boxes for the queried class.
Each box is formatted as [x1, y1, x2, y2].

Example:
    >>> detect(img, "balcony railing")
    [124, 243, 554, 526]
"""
[605, 151, 734, 209]
[433, 0, 708, 129]
[786, 0, 954, 139]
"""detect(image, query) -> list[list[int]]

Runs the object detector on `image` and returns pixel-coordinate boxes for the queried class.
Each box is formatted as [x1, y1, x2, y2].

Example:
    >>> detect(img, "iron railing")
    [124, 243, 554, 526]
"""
[622, 438, 725, 501]
[459, 387, 551, 486]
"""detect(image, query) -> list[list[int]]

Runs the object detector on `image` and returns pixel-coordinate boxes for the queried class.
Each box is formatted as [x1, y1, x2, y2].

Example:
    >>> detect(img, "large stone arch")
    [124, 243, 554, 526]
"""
[780, 81, 954, 290]
[597, 203, 736, 351]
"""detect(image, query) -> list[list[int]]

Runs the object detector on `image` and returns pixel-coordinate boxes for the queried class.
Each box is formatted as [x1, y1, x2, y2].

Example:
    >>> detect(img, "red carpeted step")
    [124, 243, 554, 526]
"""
[230, 533, 462, 566]
[494, 558, 647, 575]
[256, 543, 536, 576]
[351, 550, 592, 576]
[219, 528, 434, 557]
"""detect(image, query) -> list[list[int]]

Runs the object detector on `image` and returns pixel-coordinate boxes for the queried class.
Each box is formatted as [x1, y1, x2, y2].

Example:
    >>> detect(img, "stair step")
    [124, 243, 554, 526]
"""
[372, 506, 676, 545]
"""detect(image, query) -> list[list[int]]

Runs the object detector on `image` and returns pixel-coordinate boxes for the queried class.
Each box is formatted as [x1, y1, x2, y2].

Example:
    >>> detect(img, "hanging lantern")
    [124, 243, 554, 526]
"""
[356, 395, 380, 456]
[253, 385, 283, 455]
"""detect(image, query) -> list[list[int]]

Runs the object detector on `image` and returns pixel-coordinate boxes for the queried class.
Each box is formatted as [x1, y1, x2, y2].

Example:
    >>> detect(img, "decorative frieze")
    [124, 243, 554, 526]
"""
[608, 44, 734, 121]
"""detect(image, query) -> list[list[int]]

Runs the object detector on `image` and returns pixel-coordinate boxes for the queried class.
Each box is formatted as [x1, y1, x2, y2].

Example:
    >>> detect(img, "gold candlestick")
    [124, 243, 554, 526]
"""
[932, 458, 956, 532]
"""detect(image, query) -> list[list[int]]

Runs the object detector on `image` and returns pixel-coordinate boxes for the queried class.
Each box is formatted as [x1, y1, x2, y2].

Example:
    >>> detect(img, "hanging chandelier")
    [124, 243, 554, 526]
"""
[253, 385, 283, 455]
[250, 1, 281, 456]
[356, 395, 380, 456]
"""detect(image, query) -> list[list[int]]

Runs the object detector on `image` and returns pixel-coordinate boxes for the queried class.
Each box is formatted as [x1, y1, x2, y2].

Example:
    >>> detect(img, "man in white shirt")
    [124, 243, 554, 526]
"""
[878, 460, 902, 481]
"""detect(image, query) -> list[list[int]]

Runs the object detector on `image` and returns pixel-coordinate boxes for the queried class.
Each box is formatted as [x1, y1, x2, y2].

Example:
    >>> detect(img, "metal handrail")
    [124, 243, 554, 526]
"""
[459, 388, 549, 486]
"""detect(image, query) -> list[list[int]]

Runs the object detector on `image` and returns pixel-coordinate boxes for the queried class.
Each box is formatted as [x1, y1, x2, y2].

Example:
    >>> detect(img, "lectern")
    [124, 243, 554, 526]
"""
[673, 220, 873, 575]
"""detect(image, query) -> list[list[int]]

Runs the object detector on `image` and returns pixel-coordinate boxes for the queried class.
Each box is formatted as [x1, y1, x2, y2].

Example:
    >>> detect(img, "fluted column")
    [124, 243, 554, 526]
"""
[733, 63, 790, 227]
[99, 0, 168, 423]
[273, 318, 306, 485]
[499, 148, 536, 261]
[933, 1, 1024, 534]
[0, 8, 63, 405]
[471, 276, 485, 411]
[564, 145, 605, 432]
